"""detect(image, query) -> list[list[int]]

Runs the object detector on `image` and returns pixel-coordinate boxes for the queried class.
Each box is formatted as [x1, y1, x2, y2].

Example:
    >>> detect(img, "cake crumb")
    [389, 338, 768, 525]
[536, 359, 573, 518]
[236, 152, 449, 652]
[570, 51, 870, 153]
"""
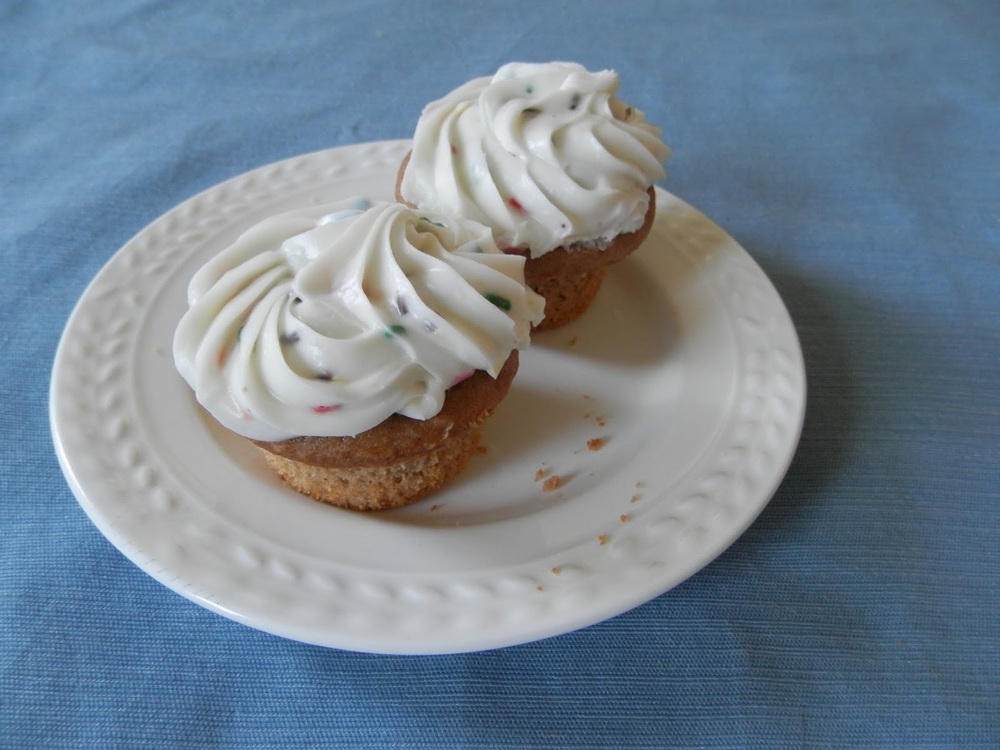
[619, 514, 630, 523]
[595, 415, 608, 427]
[476, 444, 489, 455]
[534, 467, 549, 481]
[635, 481, 646, 488]
[582, 394, 594, 401]
[630, 494, 641, 503]
[568, 336, 578, 346]
[536, 585, 544, 591]
[430, 504, 441, 512]
[587, 437, 607, 451]
[542, 475, 564, 492]
[551, 566, 561, 576]
[598, 534, 609, 545]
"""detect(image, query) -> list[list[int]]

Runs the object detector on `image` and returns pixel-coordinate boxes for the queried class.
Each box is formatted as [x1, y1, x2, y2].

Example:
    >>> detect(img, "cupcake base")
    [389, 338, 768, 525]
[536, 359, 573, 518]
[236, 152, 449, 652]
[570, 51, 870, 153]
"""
[251, 352, 518, 511]
[520, 187, 655, 331]
[258, 427, 480, 511]
[525, 267, 607, 331]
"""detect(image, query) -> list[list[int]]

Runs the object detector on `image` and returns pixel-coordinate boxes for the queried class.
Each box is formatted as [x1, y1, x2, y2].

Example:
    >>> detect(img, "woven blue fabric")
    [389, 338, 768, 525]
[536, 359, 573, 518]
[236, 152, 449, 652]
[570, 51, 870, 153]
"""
[3, 1, 998, 747]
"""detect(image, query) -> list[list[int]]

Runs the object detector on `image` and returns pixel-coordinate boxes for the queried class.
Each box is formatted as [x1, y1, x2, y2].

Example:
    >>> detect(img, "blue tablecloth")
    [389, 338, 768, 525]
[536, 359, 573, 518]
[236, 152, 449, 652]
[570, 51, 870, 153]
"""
[4, 1, 998, 747]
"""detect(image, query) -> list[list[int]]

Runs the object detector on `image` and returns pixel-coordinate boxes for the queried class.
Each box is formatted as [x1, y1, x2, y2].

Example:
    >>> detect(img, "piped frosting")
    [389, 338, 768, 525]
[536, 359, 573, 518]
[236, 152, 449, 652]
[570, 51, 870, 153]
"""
[173, 198, 545, 441]
[400, 61, 671, 255]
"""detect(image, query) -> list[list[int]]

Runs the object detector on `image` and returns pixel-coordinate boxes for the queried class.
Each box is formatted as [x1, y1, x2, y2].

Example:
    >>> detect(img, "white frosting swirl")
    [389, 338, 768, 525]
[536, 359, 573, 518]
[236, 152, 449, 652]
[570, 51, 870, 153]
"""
[173, 199, 545, 441]
[400, 61, 671, 255]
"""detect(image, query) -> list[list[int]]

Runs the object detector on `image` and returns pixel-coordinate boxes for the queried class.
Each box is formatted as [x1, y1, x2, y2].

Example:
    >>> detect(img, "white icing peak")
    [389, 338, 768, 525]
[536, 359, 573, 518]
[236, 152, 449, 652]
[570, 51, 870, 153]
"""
[173, 199, 545, 441]
[400, 61, 671, 255]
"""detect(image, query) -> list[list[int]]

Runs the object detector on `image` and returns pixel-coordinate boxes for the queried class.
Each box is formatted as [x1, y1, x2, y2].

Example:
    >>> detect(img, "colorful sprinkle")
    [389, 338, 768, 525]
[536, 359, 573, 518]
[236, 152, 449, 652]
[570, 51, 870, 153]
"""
[450, 370, 474, 387]
[507, 197, 527, 214]
[525, 84, 534, 95]
[450, 143, 458, 155]
[384, 324, 407, 339]
[395, 294, 408, 315]
[485, 293, 512, 311]
[311, 404, 341, 414]
[280, 331, 299, 345]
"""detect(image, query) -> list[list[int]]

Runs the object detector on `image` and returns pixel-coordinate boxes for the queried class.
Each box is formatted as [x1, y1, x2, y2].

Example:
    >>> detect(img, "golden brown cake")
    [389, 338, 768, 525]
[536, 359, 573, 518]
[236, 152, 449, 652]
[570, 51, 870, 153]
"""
[252, 354, 517, 510]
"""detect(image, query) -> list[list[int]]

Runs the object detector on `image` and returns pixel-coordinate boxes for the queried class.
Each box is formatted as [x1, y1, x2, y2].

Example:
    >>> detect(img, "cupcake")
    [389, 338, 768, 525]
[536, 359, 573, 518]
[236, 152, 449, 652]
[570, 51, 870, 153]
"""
[397, 61, 671, 330]
[173, 199, 545, 510]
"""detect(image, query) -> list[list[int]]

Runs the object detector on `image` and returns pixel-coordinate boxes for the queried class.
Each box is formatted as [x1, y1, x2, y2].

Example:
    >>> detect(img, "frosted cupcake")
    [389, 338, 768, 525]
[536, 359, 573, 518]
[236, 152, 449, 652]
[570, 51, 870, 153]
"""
[173, 199, 545, 510]
[397, 61, 671, 330]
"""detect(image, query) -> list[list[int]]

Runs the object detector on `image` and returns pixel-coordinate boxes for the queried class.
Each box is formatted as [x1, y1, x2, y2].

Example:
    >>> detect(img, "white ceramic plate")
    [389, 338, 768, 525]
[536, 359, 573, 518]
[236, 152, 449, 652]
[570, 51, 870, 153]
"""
[50, 140, 805, 655]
